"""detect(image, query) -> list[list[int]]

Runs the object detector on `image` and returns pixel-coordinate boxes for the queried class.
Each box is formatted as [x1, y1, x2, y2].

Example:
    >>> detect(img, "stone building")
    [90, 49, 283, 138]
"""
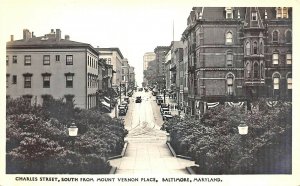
[6, 29, 99, 109]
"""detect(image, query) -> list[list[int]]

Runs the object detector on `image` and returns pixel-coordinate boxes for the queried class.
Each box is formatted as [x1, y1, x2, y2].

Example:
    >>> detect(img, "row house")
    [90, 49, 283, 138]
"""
[182, 7, 292, 116]
[97, 47, 124, 93]
[6, 29, 99, 109]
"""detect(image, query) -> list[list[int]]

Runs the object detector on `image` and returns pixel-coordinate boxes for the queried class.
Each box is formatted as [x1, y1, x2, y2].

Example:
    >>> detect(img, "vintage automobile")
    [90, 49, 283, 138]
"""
[162, 111, 173, 121]
[157, 98, 163, 105]
[135, 96, 142, 103]
[118, 106, 127, 116]
[160, 107, 169, 115]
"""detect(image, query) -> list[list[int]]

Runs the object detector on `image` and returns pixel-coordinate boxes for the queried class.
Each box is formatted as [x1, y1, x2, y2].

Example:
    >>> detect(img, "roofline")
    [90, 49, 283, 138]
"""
[7, 43, 99, 55]
[96, 47, 124, 59]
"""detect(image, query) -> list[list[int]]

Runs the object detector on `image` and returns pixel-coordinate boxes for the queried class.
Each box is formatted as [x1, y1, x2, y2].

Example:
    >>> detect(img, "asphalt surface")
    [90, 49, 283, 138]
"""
[109, 91, 195, 175]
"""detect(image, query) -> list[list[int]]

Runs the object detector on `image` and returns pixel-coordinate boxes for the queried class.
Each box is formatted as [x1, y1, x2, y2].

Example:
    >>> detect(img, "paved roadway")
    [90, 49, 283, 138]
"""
[109, 90, 195, 175]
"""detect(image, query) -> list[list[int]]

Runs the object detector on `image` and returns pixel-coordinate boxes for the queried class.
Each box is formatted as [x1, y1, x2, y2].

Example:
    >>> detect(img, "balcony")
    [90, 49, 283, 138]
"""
[244, 77, 265, 86]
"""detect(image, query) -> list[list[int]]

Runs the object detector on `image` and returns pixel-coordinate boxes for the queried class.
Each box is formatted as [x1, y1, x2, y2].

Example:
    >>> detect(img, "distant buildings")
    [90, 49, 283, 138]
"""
[143, 52, 156, 86]
[6, 29, 135, 110]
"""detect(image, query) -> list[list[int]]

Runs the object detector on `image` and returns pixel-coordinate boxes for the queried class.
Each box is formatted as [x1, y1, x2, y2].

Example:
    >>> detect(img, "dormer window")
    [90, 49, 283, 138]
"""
[225, 7, 233, 19]
[252, 12, 257, 21]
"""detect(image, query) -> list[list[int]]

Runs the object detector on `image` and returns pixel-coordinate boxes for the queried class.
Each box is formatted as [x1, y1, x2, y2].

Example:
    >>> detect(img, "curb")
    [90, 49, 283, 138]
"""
[109, 166, 117, 174]
[186, 166, 196, 175]
[166, 142, 176, 157]
[108, 141, 129, 160]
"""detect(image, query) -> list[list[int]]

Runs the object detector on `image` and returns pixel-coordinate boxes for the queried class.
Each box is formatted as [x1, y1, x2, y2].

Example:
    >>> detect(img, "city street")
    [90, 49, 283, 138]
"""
[110, 90, 195, 174]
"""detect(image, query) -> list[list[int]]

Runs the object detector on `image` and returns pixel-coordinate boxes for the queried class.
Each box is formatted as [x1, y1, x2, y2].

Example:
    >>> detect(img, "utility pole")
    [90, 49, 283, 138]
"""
[119, 81, 122, 103]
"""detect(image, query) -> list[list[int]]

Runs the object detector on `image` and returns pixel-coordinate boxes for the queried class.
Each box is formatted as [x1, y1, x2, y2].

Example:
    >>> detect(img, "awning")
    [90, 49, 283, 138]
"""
[101, 101, 110, 108]
[104, 96, 110, 102]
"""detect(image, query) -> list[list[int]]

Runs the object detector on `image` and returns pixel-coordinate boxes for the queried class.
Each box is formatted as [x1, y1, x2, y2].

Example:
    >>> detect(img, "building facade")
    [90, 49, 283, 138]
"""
[6, 29, 99, 109]
[97, 48, 124, 89]
[154, 46, 169, 91]
[182, 7, 292, 116]
[143, 52, 156, 86]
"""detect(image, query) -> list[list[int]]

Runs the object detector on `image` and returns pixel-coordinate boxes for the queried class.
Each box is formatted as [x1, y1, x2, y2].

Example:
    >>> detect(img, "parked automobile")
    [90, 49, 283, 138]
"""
[138, 88, 143, 92]
[118, 106, 127, 116]
[135, 96, 142, 103]
[127, 91, 133, 97]
[157, 98, 163, 105]
[120, 101, 128, 111]
[160, 103, 169, 109]
[160, 107, 169, 115]
[162, 111, 173, 121]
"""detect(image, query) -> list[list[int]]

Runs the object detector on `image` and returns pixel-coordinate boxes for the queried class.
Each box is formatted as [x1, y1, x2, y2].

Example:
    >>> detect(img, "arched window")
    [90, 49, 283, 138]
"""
[253, 62, 259, 79]
[226, 32, 233, 44]
[226, 73, 234, 96]
[287, 73, 292, 90]
[246, 42, 251, 55]
[273, 30, 279, 42]
[286, 52, 292, 64]
[253, 41, 258, 54]
[286, 30, 292, 43]
[226, 51, 233, 66]
[246, 62, 251, 78]
[273, 73, 281, 97]
[260, 42, 263, 54]
[272, 51, 279, 65]
[260, 62, 264, 79]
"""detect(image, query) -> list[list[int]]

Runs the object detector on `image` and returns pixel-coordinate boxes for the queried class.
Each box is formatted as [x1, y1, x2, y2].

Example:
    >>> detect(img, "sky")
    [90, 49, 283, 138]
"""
[1, 0, 201, 86]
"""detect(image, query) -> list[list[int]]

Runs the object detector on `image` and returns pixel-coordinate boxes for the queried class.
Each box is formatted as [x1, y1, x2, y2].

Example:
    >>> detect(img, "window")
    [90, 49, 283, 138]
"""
[286, 30, 292, 43]
[276, 7, 282, 18]
[65, 95, 74, 105]
[6, 74, 10, 87]
[226, 51, 233, 66]
[65, 73, 74, 88]
[43, 75, 51, 88]
[24, 76, 32, 88]
[261, 63, 264, 79]
[227, 74, 234, 96]
[246, 62, 251, 78]
[43, 55, 50, 65]
[55, 55, 60, 61]
[287, 77, 292, 89]
[13, 56, 17, 63]
[226, 32, 233, 44]
[246, 42, 250, 55]
[253, 62, 259, 78]
[252, 12, 257, 21]
[24, 55, 31, 66]
[260, 42, 263, 54]
[66, 55, 73, 65]
[12, 75, 17, 84]
[225, 7, 233, 19]
[273, 31, 279, 42]
[273, 52, 279, 65]
[6, 56, 9, 65]
[282, 7, 288, 18]
[286, 53, 292, 64]
[107, 58, 111, 65]
[273, 77, 279, 89]
[253, 42, 258, 54]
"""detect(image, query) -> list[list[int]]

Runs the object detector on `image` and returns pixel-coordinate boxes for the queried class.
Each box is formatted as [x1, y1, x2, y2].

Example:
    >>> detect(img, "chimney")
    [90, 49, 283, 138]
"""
[10, 35, 14, 41]
[65, 35, 70, 40]
[55, 29, 61, 41]
[23, 29, 31, 41]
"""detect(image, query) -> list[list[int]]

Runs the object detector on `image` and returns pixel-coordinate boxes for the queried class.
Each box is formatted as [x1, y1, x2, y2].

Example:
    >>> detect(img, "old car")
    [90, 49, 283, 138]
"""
[118, 106, 127, 116]
[135, 96, 142, 103]
[162, 111, 173, 121]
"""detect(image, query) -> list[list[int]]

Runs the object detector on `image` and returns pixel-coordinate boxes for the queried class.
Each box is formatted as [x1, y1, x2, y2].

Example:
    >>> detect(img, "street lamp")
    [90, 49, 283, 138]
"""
[68, 122, 78, 136]
[238, 121, 248, 135]
[68, 122, 78, 151]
